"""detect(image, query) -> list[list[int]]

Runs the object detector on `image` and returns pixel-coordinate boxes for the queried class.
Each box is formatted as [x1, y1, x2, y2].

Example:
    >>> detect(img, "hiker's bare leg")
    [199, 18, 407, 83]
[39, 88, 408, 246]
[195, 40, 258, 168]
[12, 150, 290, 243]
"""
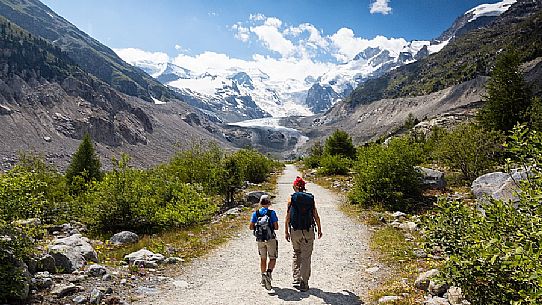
[260, 257, 267, 273]
[268, 258, 276, 271]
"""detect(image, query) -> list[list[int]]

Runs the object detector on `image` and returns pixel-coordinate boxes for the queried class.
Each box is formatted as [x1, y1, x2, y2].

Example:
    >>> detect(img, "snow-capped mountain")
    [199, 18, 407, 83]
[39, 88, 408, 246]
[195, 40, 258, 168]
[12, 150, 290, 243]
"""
[122, 0, 517, 122]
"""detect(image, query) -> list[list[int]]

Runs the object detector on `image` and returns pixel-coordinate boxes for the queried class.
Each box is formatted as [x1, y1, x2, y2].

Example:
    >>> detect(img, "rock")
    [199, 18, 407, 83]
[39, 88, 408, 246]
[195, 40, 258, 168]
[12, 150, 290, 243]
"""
[390, 220, 401, 228]
[9, 259, 31, 300]
[73, 295, 88, 304]
[413, 249, 428, 258]
[164, 257, 184, 264]
[12, 218, 42, 227]
[415, 269, 440, 291]
[447, 287, 466, 305]
[87, 264, 107, 277]
[424, 296, 451, 305]
[135, 286, 158, 295]
[48, 234, 98, 273]
[51, 283, 78, 298]
[120, 279, 127, 285]
[103, 295, 122, 305]
[172, 280, 189, 289]
[124, 248, 165, 266]
[225, 207, 242, 216]
[31, 272, 53, 290]
[471, 169, 530, 203]
[246, 191, 269, 204]
[429, 281, 449, 297]
[392, 211, 407, 219]
[378, 296, 402, 303]
[365, 267, 380, 274]
[399, 221, 418, 232]
[417, 167, 446, 189]
[44, 136, 52, 142]
[110, 231, 139, 246]
[102, 274, 112, 281]
[37, 254, 57, 273]
[89, 288, 104, 304]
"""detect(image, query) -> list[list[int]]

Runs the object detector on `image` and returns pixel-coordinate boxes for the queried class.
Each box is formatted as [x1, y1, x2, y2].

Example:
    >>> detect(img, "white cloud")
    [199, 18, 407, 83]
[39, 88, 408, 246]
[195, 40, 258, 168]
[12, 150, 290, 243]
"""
[329, 28, 407, 62]
[232, 23, 251, 42]
[250, 22, 295, 58]
[370, 0, 392, 15]
[113, 48, 169, 64]
[249, 13, 266, 21]
[264, 17, 282, 28]
[174, 44, 190, 53]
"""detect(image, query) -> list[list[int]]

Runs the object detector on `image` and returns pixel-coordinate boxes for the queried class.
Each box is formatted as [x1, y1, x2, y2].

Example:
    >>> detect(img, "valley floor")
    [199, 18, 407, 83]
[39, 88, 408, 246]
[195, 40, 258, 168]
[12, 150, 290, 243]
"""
[133, 164, 382, 305]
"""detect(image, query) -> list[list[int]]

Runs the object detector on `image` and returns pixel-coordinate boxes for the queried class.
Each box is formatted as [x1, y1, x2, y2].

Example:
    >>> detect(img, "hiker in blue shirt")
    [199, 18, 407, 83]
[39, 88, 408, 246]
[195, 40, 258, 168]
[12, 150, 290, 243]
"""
[249, 194, 279, 290]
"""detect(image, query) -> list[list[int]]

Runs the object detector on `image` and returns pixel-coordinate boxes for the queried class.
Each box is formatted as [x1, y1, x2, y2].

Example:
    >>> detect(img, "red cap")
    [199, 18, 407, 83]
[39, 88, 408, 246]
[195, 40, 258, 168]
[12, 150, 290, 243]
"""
[293, 176, 306, 190]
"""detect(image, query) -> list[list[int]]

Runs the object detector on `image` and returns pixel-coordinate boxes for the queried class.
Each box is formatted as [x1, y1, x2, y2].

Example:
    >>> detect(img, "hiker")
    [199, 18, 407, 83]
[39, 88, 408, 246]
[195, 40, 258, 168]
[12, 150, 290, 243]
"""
[285, 176, 322, 292]
[249, 194, 279, 290]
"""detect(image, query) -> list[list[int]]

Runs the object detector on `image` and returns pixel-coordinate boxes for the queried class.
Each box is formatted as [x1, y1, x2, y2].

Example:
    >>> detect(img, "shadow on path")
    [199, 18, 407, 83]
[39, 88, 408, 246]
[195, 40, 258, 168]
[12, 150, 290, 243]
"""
[270, 287, 363, 305]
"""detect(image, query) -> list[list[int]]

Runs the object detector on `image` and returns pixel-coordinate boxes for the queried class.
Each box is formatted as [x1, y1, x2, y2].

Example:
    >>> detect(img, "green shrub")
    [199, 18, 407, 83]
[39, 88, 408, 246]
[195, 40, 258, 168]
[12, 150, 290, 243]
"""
[423, 125, 542, 305]
[318, 154, 351, 175]
[432, 123, 504, 183]
[231, 148, 274, 183]
[0, 220, 34, 302]
[85, 155, 217, 233]
[349, 137, 422, 210]
[65, 133, 102, 194]
[303, 141, 324, 169]
[324, 129, 356, 160]
[0, 154, 72, 224]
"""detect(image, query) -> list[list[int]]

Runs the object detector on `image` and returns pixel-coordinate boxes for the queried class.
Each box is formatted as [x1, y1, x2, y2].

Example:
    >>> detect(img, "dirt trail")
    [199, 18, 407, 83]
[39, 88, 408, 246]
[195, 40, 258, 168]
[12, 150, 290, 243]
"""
[136, 164, 378, 305]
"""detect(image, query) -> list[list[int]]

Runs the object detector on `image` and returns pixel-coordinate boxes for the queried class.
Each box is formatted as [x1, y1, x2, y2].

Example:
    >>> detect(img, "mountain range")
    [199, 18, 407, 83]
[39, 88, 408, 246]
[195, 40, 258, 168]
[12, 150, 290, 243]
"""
[122, 0, 519, 122]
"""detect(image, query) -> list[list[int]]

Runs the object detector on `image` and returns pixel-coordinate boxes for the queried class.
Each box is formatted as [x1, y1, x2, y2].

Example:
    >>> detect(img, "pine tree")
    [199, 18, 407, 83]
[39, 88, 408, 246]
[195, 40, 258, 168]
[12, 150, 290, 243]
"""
[66, 133, 102, 191]
[478, 50, 532, 131]
[324, 129, 356, 159]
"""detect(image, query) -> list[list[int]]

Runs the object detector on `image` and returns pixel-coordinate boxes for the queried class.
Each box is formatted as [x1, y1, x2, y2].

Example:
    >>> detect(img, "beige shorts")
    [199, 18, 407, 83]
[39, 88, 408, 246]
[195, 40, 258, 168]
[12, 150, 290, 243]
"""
[257, 239, 278, 259]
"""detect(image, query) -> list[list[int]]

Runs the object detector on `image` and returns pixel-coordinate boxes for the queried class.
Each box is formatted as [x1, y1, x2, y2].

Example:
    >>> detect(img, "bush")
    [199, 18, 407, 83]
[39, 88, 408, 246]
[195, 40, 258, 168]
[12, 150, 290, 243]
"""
[318, 154, 351, 175]
[0, 154, 72, 224]
[432, 123, 504, 182]
[324, 129, 356, 160]
[231, 148, 274, 183]
[0, 220, 34, 302]
[85, 155, 217, 233]
[303, 141, 324, 169]
[423, 125, 542, 305]
[349, 137, 422, 210]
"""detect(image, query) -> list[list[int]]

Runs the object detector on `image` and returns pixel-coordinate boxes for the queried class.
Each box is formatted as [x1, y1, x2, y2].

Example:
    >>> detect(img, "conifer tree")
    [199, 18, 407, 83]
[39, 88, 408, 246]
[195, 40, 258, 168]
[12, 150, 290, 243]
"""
[478, 50, 532, 131]
[324, 129, 356, 159]
[66, 133, 102, 191]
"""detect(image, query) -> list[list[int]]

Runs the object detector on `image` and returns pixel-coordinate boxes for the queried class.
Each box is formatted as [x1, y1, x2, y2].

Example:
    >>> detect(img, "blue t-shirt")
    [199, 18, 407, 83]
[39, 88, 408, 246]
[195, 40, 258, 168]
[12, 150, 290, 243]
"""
[251, 207, 278, 225]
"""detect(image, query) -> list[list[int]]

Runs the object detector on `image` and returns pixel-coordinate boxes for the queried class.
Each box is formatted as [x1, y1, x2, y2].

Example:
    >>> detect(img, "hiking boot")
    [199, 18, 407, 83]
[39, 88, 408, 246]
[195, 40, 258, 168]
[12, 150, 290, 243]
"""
[299, 280, 309, 292]
[292, 279, 301, 287]
[262, 272, 272, 290]
[266, 270, 273, 281]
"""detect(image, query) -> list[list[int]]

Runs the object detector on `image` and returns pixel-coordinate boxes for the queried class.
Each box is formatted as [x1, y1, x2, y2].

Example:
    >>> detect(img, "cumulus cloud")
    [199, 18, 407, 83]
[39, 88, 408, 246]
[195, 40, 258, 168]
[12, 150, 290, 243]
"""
[370, 0, 392, 15]
[232, 23, 251, 42]
[113, 48, 169, 64]
[251, 22, 295, 58]
[329, 28, 407, 62]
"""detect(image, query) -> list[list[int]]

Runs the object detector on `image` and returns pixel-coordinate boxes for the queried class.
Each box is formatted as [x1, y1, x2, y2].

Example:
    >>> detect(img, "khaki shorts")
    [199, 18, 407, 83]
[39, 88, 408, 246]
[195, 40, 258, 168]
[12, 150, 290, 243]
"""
[257, 239, 278, 259]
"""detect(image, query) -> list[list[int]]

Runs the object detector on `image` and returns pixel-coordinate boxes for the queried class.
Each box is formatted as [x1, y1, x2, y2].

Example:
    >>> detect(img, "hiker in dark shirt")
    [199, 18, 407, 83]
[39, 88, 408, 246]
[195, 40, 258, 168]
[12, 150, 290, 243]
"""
[285, 176, 322, 292]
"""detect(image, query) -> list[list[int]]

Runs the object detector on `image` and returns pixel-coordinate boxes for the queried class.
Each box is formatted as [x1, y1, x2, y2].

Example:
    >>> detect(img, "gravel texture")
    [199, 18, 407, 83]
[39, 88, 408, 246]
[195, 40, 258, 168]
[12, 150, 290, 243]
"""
[136, 164, 379, 305]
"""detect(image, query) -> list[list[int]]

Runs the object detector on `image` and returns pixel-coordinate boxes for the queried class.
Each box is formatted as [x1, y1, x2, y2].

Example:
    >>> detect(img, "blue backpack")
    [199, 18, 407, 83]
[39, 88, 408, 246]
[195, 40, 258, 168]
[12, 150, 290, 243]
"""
[289, 192, 315, 230]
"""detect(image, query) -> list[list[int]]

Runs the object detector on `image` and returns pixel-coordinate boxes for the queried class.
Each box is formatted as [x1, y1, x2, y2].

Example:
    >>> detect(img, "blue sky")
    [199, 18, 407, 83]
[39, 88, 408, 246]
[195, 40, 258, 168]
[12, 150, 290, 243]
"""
[42, 0, 502, 61]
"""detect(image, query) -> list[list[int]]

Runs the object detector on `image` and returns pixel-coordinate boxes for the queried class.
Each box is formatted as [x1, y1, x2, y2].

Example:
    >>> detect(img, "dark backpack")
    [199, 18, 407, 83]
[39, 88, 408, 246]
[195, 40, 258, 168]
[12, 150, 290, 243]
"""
[254, 209, 275, 241]
[289, 192, 315, 230]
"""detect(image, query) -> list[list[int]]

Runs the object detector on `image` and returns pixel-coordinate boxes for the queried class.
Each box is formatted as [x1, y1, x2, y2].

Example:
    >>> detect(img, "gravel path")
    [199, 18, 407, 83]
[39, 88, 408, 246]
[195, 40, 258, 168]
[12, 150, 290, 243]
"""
[136, 164, 378, 305]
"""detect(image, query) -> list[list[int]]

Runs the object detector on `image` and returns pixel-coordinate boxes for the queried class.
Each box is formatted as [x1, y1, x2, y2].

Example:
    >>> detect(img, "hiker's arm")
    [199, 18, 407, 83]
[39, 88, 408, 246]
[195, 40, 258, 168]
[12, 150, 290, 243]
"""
[285, 199, 291, 242]
[313, 206, 322, 239]
[249, 211, 256, 230]
[249, 222, 255, 230]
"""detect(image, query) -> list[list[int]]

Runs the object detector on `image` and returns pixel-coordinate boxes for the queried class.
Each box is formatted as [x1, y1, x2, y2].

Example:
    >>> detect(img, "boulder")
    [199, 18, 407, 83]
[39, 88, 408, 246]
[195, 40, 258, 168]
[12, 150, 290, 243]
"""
[124, 248, 165, 266]
[48, 234, 98, 273]
[110, 231, 139, 246]
[37, 254, 57, 273]
[89, 287, 104, 304]
[417, 167, 446, 189]
[471, 169, 530, 203]
[415, 269, 440, 291]
[399, 221, 418, 232]
[51, 283, 79, 298]
[87, 264, 107, 277]
[378, 296, 402, 303]
[429, 281, 449, 297]
[424, 296, 451, 305]
[447, 287, 468, 305]
[246, 191, 269, 204]
[31, 272, 54, 290]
